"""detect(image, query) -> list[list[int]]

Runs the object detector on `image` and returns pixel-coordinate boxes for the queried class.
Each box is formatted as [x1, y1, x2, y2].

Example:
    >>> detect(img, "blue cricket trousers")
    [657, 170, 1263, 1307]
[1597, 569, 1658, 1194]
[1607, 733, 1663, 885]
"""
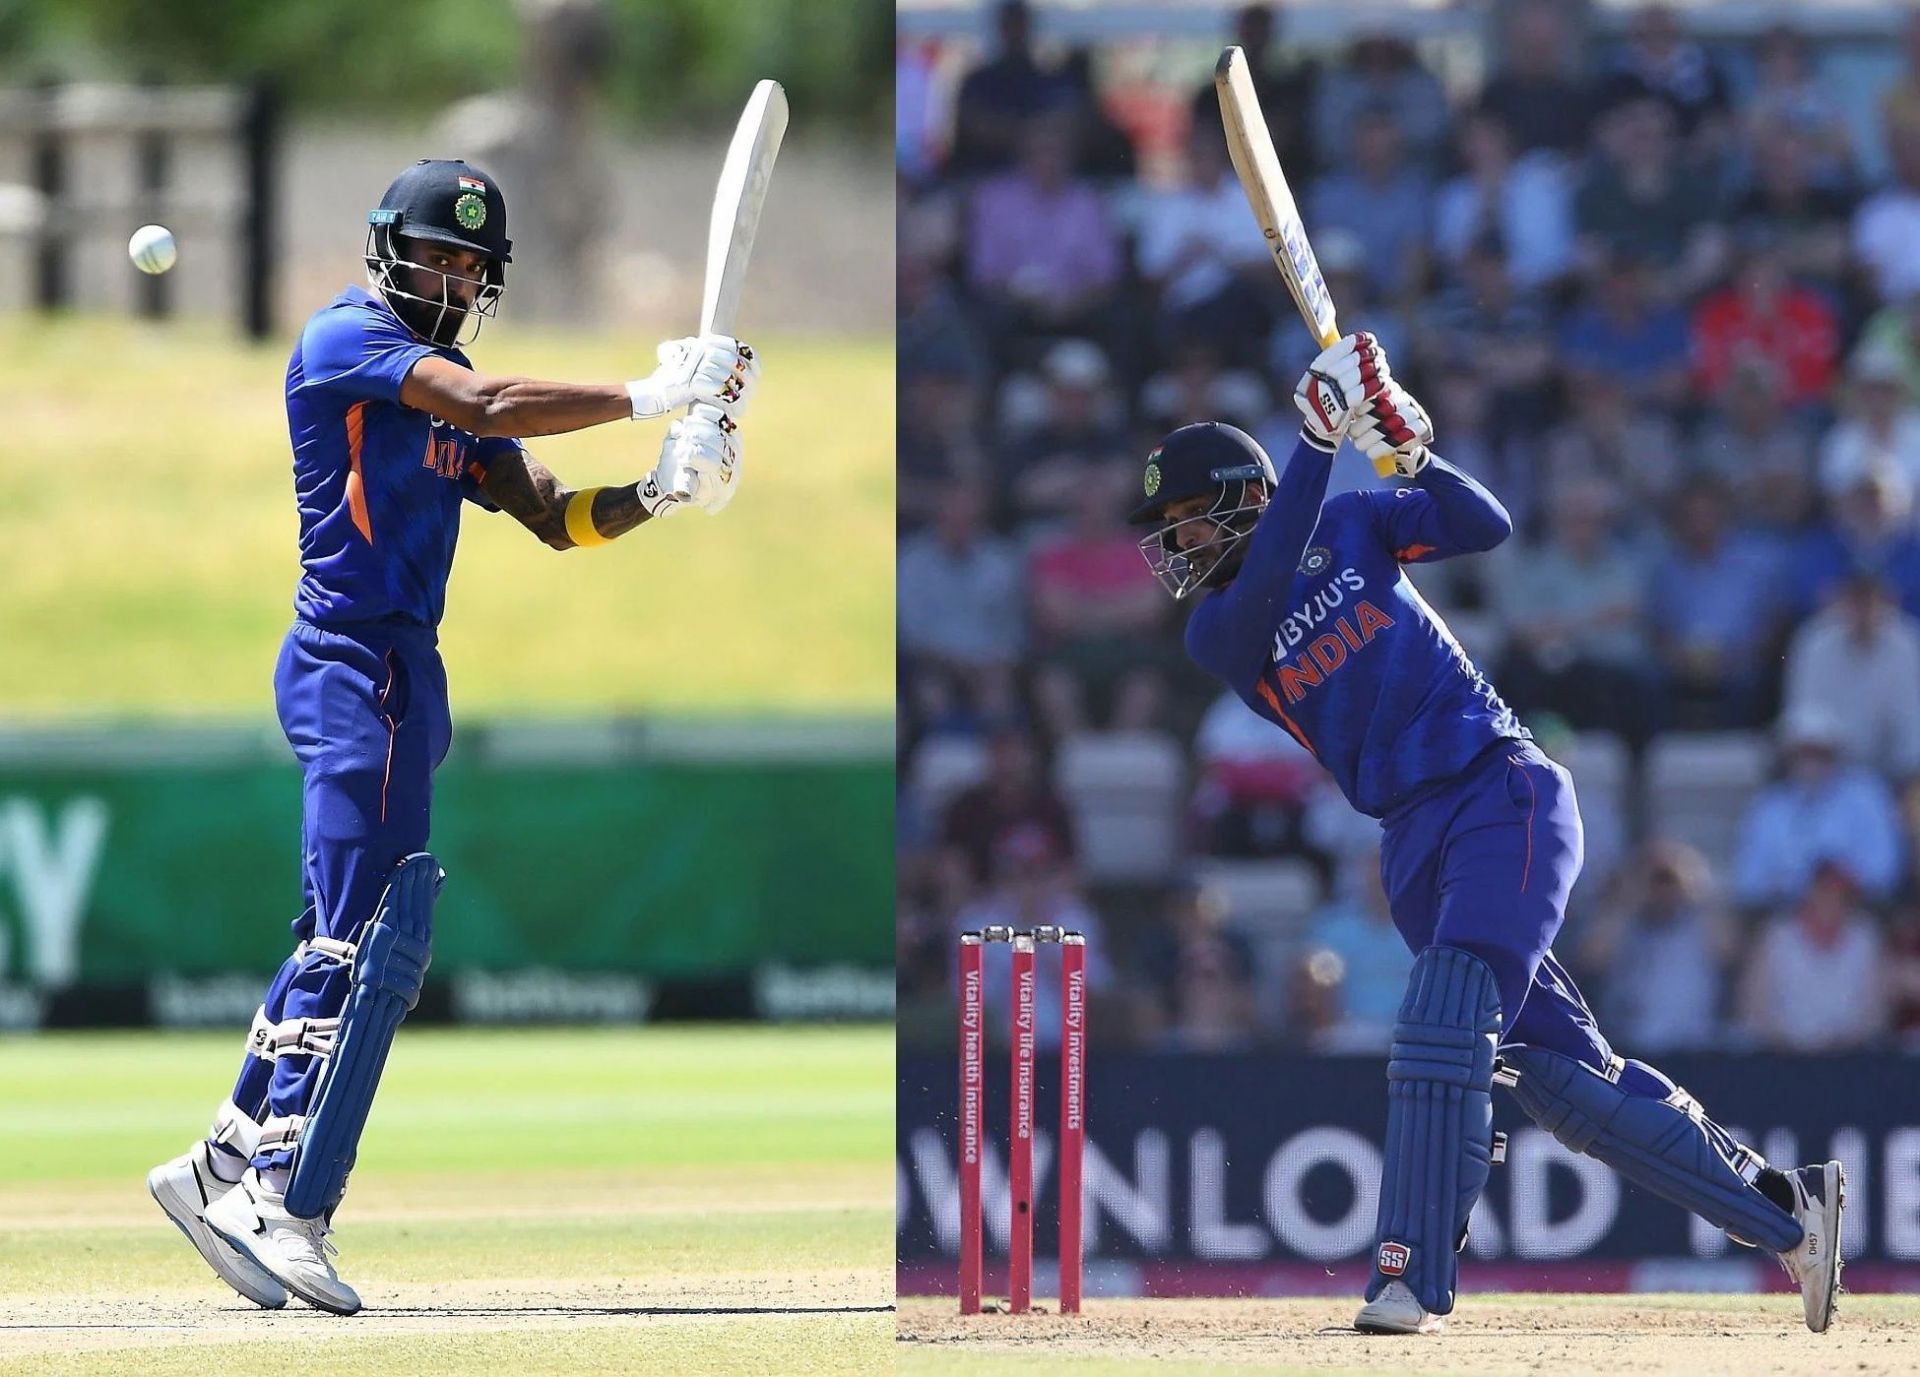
[227, 617, 451, 1173]
[1380, 739, 1610, 1066]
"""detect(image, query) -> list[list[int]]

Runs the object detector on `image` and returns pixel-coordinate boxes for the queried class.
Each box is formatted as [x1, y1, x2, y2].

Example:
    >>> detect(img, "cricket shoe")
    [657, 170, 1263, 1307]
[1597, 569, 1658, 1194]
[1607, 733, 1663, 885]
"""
[1775, 1160, 1846, 1333]
[203, 1168, 361, 1315]
[147, 1144, 288, 1309]
[1354, 1281, 1443, 1335]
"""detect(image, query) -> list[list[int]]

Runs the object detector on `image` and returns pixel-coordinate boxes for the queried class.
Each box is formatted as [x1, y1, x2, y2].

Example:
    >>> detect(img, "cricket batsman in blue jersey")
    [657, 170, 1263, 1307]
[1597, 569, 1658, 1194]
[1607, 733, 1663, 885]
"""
[1129, 332, 1846, 1335]
[146, 159, 758, 1314]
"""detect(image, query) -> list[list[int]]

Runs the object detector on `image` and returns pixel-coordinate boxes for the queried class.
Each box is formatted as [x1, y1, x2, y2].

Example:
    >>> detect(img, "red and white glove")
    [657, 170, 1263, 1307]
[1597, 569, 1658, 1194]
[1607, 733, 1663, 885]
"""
[1348, 377, 1435, 478]
[1293, 332, 1390, 453]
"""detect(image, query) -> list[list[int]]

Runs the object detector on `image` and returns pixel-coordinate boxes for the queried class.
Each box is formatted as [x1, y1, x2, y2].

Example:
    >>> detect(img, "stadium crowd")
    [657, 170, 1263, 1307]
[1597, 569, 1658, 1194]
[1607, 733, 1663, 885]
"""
[895, 1, 1920, 1054]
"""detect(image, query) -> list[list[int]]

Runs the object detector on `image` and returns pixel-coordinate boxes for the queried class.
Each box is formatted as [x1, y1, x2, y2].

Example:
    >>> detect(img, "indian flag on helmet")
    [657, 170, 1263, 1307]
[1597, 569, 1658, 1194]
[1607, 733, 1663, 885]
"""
[457, 175, 485, 193]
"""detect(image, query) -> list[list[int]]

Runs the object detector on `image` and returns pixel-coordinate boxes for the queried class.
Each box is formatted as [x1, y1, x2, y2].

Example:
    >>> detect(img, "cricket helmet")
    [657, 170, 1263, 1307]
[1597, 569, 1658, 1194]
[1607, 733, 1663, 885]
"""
[365, 159, 512, 347]
[1129, 421, 1276, 599]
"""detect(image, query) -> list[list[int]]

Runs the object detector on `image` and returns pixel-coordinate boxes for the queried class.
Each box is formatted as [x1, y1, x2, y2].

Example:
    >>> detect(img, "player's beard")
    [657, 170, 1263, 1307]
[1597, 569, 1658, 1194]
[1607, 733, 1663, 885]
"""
[388, 279, 470, 348]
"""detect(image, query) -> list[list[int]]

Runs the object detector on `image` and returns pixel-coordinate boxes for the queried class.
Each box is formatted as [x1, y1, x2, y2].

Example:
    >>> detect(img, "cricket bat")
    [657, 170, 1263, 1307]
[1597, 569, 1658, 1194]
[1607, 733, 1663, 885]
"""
[1215, 46, 1394, 477]
[700, 79, 788, 339]
[681, 78, 788, 500]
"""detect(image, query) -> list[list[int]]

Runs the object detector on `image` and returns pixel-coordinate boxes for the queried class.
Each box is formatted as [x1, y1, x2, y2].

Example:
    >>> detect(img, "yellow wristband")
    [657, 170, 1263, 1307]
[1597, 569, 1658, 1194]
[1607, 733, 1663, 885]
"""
[564, 487, 611, 548]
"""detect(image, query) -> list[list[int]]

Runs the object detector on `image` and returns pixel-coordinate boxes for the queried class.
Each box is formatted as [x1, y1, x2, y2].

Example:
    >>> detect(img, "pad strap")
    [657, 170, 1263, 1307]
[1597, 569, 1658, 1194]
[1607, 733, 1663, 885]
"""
[258, 1113, 306, 1156]
[1368, 946, 1502, 1316]
[247, 1006, 342, 1061]
[209, 1099, 265, 1158]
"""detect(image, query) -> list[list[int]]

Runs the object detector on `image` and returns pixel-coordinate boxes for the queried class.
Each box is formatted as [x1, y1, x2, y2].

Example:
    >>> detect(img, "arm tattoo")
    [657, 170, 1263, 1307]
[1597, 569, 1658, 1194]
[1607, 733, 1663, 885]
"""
[480, 448, 651, 549]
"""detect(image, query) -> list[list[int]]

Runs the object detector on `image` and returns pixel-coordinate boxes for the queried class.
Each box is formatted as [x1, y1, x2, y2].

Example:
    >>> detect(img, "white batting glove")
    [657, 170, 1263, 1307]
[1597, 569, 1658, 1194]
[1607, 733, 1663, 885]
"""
[1348, 377, 1435, 478]
[656, 405, 742, 516]
[1293, 331, 1390, 453]
[627, 335, 760, 420]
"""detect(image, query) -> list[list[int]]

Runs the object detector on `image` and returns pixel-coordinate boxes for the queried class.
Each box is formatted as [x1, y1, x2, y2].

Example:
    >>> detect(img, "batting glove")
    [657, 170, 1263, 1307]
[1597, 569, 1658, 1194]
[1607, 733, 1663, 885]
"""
[1348, 377, 1435, 478]
[628, 335, 760, 420]
[1293, 331, 1390, 453]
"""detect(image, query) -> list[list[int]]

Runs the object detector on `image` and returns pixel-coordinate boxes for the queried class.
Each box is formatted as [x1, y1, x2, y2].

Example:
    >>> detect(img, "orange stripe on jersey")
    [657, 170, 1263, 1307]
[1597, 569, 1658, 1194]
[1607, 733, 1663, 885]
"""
[344, 401, 373, 545]
[1254, 677, 1317, 756]
[1395, 543, 1435, 563]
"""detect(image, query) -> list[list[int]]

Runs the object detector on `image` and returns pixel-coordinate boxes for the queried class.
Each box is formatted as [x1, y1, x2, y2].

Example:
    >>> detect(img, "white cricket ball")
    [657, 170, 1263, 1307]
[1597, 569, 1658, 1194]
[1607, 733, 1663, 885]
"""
[129, 224, 177, 275]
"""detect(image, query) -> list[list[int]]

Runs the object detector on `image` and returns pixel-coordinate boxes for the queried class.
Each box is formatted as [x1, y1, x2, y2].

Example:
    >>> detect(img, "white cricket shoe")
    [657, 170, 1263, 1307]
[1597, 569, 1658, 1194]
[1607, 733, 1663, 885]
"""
[1776, 1160, 1845, 1333]
[148, 1143, 288, 1309]
[1354, 1280, 1444, 1335]
[203, 1168, 361, 1315]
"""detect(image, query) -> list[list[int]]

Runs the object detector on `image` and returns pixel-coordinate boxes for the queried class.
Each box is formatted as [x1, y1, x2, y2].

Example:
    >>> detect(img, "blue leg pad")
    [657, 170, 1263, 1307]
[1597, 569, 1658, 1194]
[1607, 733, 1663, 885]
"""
[1501, 1043, 1801, 1254]
[285, 853, 439, 1219]
[1367, 945, 1501, 1316]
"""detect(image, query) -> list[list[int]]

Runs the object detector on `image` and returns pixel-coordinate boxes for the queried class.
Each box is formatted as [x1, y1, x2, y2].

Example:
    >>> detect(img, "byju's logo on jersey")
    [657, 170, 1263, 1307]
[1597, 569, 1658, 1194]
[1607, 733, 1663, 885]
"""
[1299, 546, 1332, 576]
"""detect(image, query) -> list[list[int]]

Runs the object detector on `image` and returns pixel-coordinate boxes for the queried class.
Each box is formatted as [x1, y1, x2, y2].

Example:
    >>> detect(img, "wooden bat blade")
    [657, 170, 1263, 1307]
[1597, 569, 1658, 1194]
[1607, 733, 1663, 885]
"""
[700, 78, 789, 337]
[1215, 45, 1338, 349]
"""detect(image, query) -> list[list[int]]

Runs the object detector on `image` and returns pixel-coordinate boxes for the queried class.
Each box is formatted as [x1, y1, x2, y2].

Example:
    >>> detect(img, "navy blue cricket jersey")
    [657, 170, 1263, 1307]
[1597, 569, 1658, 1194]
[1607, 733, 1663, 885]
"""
[1184, 437, 1528, 818]
[285, 286, 517, 627]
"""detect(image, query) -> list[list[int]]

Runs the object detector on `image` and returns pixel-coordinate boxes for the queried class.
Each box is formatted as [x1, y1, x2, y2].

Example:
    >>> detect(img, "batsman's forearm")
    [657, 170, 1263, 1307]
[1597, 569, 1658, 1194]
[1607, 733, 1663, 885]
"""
[470, 378, 633, 438]
[586, 484, 653, 540]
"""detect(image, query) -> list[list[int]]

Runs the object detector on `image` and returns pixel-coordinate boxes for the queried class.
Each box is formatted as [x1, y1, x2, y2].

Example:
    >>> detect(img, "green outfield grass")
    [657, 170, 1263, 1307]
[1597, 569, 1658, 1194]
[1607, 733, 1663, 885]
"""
[3, 316, 891, 716]
[0, 1025, 893, 1375]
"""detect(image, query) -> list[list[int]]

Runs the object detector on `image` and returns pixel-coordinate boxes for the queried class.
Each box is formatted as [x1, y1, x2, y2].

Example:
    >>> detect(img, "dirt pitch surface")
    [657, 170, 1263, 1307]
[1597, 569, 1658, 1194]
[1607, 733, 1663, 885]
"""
[897, 1293, 1920, 1376]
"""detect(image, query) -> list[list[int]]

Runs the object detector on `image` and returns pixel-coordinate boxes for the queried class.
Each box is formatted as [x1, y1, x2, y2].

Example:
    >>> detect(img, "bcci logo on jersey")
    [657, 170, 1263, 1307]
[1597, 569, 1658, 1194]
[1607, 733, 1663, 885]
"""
[1299, 546, 1332, 576]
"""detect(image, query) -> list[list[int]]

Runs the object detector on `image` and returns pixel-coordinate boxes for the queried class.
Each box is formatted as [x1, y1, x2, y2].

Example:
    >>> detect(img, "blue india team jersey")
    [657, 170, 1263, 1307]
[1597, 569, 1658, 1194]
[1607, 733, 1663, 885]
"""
[286, 286, 518, 628]
[1185, 439, 1528, 818]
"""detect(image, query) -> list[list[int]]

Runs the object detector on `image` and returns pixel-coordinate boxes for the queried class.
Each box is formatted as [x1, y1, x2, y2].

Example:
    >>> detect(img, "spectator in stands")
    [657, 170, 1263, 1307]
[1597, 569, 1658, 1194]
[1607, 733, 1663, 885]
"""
[1477, 0, 1593, 158]
[1733, 126, 1855, 292]
[1191, 4, 1319, 178]
[1796, 469, 1920, 618]
[1190, 689, 1324, 859]
[1312, 32, 1450, 167]
[1141, 880, 1260, 1051]
[1558, 249, 1693, 414]
[1884, 895, 1920, 1046]
[1135, 119, 1279, 356]
[1580, 840, 1731, 1052]
[1575, 95, 1726, 301]
[1028, 476, 1171, 735]
[1738, 858, 1890, 1052]
[1732, 709, 1905, 909]
[1818, 344, 1920, 498]
[1690, 227, 1838, 410]
[898, 479, 1024, 729]
[1742, 24, 1854, 191]
[1693, 358, 1819, 493]
[1002, 339, 1130, 523]
[1781, 570, 1920, 781]
[949, 0, 1074, 177]
[1854, 293, 1920, 405]
[1142, 338, 1277, 444]
[1599, 3, 1731, 150]
[1431, 112, 1575, 291]
[941, 724, 1076, 888]
[1881, 11, 1920, 167]
[965, 112, 1122, 343]
[1646, 477, 1787, 727]
[1301, 845, 1414, 1051]
[899, 194, 985, 389]
[897, 363, 988, 530]
[1495, 478, 1653, 741]
[1420, 238, 1558, 438]
[1308, 104, 1433, 304]
[952, 824, 1109, 1050]
[1853, 128, 1920, 305]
